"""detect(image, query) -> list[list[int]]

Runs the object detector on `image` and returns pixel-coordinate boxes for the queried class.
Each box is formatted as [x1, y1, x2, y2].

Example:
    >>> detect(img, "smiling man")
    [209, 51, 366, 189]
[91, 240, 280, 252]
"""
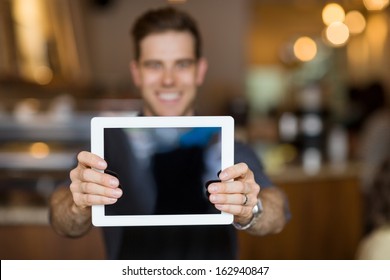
[49, 6, 289, 260]
[130, 31, 207, 117]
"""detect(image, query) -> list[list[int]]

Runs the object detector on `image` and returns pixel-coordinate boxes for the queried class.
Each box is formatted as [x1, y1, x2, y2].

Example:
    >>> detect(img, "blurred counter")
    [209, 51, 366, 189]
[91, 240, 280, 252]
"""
[0, 206, 48, 225]
[269, 161, 362, 184]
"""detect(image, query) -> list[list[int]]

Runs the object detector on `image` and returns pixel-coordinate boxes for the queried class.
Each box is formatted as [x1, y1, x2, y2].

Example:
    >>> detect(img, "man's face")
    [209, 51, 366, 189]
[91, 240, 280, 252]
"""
[130, 31, 207, 116]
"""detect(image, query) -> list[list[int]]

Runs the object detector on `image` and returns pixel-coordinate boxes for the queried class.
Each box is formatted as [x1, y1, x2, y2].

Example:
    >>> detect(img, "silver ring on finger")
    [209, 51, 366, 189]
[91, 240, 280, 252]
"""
[242, 194, 248, 206]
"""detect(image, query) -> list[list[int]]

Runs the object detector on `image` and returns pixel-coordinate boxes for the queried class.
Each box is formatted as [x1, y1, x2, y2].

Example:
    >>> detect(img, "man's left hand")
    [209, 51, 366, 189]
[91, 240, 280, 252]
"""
[207, 162, 260, 225]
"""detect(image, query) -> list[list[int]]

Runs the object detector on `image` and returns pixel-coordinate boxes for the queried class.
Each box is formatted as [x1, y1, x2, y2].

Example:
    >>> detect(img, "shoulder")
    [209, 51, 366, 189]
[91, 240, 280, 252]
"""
[234, 141, 273, 188]
[234, 141, 258, 162]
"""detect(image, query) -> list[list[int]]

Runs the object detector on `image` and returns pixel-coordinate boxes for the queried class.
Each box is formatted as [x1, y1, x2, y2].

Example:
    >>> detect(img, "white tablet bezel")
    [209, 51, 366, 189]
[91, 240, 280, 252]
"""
[91, 116, 234, 227]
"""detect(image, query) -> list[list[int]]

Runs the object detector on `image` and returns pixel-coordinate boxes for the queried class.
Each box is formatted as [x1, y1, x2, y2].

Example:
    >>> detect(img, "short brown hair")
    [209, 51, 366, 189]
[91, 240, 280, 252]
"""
[131, 6, 202, 60]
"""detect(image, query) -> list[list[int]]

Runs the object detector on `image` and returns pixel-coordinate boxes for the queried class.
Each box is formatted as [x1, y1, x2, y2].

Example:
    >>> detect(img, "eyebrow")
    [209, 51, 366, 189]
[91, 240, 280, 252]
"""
[176, 58, 196, 64]
[141, 58, 196, 67]
[142, 60, 162, 66]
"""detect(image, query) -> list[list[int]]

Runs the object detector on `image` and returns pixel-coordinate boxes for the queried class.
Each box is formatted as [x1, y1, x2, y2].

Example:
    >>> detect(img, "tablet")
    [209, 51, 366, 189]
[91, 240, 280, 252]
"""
[91, 116, 234, 226]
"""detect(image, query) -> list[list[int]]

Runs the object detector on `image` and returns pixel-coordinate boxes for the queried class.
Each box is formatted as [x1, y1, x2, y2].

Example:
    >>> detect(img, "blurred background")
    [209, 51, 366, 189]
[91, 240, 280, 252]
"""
[1, 0, 389, 259]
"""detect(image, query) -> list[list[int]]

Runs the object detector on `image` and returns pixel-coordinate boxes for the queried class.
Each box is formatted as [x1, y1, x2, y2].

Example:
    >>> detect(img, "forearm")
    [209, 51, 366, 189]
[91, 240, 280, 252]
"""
[49, 186, 92, 237]
[245, 187, 288, 236]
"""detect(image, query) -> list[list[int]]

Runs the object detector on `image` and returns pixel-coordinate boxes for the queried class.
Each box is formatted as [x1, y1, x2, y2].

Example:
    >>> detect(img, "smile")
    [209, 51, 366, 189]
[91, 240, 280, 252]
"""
[157, 92, 181, 102]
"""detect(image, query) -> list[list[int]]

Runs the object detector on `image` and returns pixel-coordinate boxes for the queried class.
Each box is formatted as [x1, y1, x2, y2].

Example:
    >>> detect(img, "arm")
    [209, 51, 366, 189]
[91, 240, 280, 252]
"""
[246, 186, 287, 236]
[49, 186, 92, 237]
[207, 163, 288, 236]
[49, 151, 122, 237]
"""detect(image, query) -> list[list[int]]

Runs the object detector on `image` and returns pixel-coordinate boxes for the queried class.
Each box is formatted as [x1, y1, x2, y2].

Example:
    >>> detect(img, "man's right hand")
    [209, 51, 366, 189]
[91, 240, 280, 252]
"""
[69, 151, 122, 210]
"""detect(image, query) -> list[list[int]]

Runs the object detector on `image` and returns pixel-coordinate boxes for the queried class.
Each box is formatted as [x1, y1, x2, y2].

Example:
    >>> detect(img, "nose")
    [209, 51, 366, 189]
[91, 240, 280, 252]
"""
[162, 68, 174, 87]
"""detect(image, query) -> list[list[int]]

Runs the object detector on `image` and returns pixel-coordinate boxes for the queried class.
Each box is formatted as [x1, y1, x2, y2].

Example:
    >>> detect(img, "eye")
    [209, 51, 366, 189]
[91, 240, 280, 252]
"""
[143, 61, 162, 70]
[176, 59, 194, 69]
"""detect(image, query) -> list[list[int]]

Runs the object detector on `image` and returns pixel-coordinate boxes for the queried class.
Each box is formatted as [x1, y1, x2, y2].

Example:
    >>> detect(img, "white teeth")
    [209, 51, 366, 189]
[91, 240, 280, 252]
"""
[158, 92, 179, 101]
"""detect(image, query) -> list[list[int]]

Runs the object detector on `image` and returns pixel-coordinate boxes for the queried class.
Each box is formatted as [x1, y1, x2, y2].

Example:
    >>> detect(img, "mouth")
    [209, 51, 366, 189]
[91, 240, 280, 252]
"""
[157, 91, 181, 102]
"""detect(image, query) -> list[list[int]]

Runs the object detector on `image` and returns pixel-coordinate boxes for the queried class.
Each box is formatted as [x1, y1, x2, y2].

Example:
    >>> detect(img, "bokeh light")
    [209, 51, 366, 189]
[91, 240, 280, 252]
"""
[29, 142, 50, 159]
[322, 3, 345, 26]
[344, 10, 366, 35]
[34, 65, 53, 85]
[293, 36, 318, 62]
[363, 0, 389, 11]
[325, 22, 350, 46]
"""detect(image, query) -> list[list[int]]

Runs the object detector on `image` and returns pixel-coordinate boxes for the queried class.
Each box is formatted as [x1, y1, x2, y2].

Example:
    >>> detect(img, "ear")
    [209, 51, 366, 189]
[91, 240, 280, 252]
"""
[129, 60, 141, 86]
[196, 57, 208, 86]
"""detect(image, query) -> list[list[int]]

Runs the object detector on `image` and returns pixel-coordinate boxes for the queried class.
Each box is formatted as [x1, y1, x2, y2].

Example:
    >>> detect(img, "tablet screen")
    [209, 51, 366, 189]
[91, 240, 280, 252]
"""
[104, 127, 221, 216]
[91, 116, 234, 226]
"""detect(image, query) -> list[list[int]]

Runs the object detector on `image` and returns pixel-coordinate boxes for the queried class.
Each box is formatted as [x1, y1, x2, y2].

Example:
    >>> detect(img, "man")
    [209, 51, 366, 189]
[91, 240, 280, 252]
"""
[50, 6, 288, 259]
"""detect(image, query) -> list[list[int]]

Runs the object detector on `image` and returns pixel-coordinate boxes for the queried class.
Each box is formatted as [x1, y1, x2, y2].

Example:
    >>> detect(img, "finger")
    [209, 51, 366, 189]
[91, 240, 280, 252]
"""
[208, 180, 250, 195]
[73, 192, 118, 207]
[219, 162, 254, 181]
[209, 193, 248, 205]
[70, 181, 122, 207]
[77, 181, 122, 199]
[77, 151, 107, 170]
[214, 203, 251, 217]
[72, 166, 119, 188]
